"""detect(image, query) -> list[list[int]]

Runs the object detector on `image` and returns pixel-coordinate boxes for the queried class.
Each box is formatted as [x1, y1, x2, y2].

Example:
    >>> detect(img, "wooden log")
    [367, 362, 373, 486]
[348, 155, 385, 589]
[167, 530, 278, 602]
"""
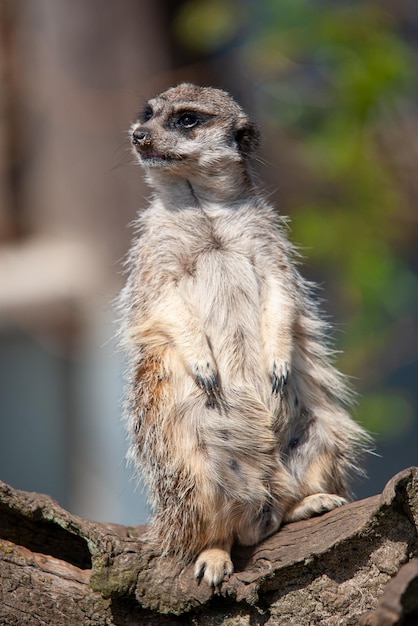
[0, 467, 417, 625]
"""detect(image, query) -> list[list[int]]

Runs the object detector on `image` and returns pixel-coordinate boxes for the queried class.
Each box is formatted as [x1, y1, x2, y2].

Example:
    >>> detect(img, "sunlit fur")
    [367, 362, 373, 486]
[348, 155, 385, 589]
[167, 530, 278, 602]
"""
[119, 83, 371, 587]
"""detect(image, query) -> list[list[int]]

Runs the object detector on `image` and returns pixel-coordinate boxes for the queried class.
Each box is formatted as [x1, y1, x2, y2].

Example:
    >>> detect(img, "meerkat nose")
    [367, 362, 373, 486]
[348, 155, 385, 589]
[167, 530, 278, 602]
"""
[132, 127, 149, 145]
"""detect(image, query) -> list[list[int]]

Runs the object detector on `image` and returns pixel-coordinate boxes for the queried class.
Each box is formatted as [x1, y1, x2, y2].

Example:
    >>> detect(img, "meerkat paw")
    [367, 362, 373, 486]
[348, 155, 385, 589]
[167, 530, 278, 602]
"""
[284, 493, 348, 522]
[194, 548, 234, 587]
[271, 360, 290, 395]
[192, 358, 219, 407]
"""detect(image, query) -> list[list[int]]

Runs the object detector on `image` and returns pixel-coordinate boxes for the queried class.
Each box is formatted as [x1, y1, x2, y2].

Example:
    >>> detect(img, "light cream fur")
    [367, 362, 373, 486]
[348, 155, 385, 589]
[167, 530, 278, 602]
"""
[119, 83, 371, 587]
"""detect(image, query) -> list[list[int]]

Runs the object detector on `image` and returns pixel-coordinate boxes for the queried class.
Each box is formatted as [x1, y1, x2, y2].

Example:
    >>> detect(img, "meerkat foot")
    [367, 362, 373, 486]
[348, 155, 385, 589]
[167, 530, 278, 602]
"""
[194, 548, 234, 587]
[284, 493, 348, 522]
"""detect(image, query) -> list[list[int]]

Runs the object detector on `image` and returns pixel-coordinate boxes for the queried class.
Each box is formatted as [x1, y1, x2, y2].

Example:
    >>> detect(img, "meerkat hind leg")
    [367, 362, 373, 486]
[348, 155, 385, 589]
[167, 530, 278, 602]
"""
[194, 548, 234, 587]
[284, 493, 348, 523]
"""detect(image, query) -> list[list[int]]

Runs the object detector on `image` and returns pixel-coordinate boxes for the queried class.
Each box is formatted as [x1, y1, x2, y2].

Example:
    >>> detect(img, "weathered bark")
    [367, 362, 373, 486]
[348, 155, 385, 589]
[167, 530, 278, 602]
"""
[0, 468, 417, 625]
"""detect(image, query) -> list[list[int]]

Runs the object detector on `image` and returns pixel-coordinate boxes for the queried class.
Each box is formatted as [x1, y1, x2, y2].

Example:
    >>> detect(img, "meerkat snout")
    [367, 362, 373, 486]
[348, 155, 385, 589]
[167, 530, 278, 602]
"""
[132, 127, 149, 146]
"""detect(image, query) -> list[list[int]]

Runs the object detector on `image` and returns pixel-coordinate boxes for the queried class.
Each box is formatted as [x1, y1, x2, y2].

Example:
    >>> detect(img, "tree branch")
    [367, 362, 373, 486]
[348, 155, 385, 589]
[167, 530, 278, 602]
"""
[1, 468, 417, 625]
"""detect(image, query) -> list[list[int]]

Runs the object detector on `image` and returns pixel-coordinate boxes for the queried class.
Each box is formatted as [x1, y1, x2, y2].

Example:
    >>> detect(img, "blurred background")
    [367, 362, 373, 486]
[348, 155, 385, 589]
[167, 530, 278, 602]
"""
[0, 0, 417, 525]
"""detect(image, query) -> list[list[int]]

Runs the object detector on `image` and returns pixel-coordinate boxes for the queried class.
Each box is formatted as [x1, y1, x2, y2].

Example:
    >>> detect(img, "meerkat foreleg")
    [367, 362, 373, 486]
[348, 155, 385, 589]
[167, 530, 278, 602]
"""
[137, 284, 219, 402]
[261, 275, 295, 395]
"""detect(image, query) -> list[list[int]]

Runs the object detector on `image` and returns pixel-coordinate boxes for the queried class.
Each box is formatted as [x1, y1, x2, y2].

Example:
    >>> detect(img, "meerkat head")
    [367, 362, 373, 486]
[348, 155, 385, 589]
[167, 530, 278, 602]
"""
[130, 83, 260, 175]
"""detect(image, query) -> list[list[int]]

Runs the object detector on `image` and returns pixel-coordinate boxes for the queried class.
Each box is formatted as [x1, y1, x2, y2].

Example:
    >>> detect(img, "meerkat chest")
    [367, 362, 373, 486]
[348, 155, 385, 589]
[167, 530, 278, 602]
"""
[168, 208, 265, 317]
[173, 209, 256, 267]
[142, 203, 276, 309]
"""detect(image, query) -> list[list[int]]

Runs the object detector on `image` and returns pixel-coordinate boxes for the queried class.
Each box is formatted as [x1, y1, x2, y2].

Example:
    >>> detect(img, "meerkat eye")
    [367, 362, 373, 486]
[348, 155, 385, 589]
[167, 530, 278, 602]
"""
[141, 105, 153, 122]
[176, 112, 199, 129]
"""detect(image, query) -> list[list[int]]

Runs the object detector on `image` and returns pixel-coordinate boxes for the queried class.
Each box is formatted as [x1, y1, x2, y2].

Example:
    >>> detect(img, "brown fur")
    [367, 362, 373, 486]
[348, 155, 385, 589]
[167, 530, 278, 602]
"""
[119, 83, 371, 586]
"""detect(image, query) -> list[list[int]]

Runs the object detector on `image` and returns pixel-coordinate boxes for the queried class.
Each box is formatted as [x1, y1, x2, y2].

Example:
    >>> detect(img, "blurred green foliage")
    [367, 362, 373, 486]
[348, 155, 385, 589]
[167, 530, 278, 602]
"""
[175, 0, 417, 439]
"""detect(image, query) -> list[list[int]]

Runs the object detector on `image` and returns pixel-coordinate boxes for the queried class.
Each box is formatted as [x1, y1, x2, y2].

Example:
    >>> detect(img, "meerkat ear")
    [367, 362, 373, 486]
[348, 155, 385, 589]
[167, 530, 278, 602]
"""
[234, 119, 260, 154]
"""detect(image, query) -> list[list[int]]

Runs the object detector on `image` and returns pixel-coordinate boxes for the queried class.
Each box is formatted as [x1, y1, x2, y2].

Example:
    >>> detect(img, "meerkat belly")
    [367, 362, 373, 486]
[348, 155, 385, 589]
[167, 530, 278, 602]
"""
[181, 249, 266, 388]
[175, 248, 277, 511]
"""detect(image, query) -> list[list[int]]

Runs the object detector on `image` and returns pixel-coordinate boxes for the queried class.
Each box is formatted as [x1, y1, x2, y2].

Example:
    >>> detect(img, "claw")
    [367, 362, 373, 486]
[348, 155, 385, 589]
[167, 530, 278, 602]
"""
[271, 361, 289, 396]
[196, 372, 218, 392]
[193, 362, 220, 407]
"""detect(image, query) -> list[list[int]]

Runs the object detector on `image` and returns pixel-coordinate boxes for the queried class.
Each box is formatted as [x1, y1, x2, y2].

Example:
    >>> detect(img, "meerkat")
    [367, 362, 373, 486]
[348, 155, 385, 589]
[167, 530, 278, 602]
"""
[119, 83, 370, 588]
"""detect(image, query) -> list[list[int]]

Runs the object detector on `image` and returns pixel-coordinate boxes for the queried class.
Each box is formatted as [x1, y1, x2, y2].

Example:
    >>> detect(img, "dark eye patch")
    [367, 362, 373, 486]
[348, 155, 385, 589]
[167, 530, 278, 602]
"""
[177, 112, 199, 129]
[170, 110, 214, 131]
